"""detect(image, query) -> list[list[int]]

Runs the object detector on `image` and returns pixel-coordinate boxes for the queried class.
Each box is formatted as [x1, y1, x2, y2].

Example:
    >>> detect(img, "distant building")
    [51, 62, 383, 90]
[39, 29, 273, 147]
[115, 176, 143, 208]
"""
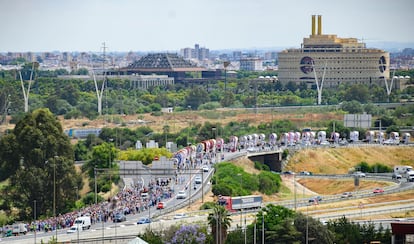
[180, 44, 210, 61]
[278, 15, 390, 88]
[128, 74, 174, 90]
[121, 53, 205, 82]
[240, 57, 263, 71]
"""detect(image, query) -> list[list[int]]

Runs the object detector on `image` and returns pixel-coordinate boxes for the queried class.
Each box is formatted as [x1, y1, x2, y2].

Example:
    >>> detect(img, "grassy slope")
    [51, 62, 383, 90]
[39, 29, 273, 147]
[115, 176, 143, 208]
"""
[286, 146, 414, 174]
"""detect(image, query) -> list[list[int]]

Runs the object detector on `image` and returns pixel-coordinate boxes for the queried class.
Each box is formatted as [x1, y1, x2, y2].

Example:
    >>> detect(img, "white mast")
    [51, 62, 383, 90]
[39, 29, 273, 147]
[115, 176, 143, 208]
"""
[18, 62, 36, 113]
[381, 59, 396, 96]
[93, 42, 108, 116]
[312, 60, 327, 105]
[92, 70, 105, 116]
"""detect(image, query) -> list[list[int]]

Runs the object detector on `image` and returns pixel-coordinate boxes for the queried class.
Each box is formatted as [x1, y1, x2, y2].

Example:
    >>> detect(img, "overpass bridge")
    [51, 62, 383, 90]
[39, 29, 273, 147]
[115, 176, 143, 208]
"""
[224, 148, 285, 172]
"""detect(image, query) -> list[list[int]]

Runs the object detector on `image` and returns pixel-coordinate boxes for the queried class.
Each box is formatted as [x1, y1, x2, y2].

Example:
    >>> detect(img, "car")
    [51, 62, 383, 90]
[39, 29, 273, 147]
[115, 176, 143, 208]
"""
[392, 173, 402, 180]
[373, 188, 384, 194]
[353, 171, 366, 177]
[113, 213, 126, 222]
[194, 176, 202, 184]
[341, 192, 353, 198]
[176, 190, 187, 199]
[282, 171, 295, 175]
[66, 225, 82, 234]
[173, 213, 188, 219]
[137, 217, 151, 224]
[320, 140, 330, 146]
[156, 202, 165, 209]
[308, 196, 322, 203]
[202, 165, 209, 172]
[299, 171, 311, 176]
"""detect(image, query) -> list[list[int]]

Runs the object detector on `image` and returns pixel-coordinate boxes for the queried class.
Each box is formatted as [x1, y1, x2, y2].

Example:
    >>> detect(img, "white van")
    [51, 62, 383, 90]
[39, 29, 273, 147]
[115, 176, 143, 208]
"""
[12, 223, 27, 235]
[394, 165, 413, 178]
[73, 216, 91, 230]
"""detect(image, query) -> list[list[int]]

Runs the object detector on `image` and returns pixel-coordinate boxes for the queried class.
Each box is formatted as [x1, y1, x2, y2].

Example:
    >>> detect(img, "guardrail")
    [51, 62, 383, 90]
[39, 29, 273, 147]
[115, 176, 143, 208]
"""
[315, 205, 414, 221]
[152, 167, 215, 220]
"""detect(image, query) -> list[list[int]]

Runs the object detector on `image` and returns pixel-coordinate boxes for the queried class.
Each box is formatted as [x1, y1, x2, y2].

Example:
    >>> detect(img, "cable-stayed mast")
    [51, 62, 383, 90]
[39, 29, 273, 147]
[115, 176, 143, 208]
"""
[380, 59, 396, 101]
[18, 62, 36, 112]
[93, 42, 108, 116]
[312, 60, 327, 105]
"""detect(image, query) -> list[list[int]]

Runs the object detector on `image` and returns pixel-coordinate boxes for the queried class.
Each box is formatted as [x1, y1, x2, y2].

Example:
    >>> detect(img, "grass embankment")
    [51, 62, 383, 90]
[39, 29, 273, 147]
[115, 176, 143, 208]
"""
[286, 146, 413, 175]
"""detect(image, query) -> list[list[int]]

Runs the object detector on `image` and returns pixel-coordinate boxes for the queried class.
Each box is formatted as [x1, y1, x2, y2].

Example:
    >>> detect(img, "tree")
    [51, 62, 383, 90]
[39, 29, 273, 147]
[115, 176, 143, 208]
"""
[256, 204, 296, 243]
[169, 225, 207, 244]
[185, 87, 210, 109]
[344, 84, 370, 103]
[267, 218, 301, 244]
[341, 100, 363, 114]
[208, 205, 232, 244]
[1, 108, 82, 219]
[293, 213, 334, 244]
[327, 216, 362, 244]
[220, 91, 235, 107]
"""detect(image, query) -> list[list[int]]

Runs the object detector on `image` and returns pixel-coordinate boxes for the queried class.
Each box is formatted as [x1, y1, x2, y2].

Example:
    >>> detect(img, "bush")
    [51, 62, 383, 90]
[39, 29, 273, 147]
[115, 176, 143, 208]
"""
[82, 192, 104, 205]
[282, 149, 289, 159]
[200, 201, 217, 210]
[254, 161, 270, 171]
[254, 161, 262, 170]
[370, 163, 392, 173]
[354, 162, 392, 173]
[212, 184, 233, 196]
[258, 171, 281, 195]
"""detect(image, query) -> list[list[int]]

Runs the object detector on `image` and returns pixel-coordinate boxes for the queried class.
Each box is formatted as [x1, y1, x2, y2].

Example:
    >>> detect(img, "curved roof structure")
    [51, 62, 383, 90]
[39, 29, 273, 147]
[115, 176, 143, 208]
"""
[125, 53, 204, 72]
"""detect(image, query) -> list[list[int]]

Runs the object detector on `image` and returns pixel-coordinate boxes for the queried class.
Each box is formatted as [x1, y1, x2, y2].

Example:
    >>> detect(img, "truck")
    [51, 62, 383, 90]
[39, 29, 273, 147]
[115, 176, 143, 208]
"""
[218, 195, 262, 212]
[407, 171, 414, 182]
[394, 165, 413, 178]
[72, 216, 91, 230]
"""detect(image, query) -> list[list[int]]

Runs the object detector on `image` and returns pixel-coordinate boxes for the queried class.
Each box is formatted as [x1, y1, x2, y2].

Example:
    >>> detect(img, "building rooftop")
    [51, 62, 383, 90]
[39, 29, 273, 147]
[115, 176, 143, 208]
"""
[125, 53, 204, 72]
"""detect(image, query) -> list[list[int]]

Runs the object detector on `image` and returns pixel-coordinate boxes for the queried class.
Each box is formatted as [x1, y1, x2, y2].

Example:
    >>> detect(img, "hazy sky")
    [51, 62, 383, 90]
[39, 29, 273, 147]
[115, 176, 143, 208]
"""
[1, 0, 413, 52]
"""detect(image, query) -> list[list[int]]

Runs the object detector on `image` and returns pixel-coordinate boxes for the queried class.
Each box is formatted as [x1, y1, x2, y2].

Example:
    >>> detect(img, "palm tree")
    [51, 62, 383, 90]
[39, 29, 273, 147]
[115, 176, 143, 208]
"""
[208, 205, 232, 244]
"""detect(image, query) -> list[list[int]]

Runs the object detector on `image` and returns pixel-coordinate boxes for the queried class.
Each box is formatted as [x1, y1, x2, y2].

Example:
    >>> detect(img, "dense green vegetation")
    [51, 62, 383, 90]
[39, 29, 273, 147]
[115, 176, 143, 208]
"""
[1, 67, 413, 121]
[354, 161, 392, 173]
[211, 163, 281, 196]
[138, 204, 391, 244]
[0, 109, 82, 220]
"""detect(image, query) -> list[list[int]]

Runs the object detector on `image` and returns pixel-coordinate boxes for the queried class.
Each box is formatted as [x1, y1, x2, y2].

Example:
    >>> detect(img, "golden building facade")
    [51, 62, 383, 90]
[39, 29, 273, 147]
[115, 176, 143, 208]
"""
[278, 15, 390, 88]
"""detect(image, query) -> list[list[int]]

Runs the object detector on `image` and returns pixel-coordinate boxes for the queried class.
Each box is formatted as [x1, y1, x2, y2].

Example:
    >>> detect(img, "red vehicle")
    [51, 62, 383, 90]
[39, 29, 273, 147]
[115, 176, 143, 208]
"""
[217, 195, 262, 212]
[156, 202, 165, 209]
[373, 188, 384, 194]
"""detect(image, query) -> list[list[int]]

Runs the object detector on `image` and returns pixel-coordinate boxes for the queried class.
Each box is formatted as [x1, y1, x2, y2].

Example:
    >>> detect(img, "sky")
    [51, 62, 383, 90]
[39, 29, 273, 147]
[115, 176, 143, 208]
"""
[1, 0, 413, 52]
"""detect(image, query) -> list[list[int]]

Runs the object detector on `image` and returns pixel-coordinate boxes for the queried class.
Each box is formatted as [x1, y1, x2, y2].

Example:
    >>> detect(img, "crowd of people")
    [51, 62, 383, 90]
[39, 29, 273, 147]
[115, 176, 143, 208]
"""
[3, 175, 177, 236]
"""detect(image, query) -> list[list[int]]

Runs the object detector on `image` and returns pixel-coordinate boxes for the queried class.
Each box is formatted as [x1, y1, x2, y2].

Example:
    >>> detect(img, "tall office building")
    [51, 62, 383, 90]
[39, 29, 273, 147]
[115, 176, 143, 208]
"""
[278, 15, 390, 88]
[240, 57, 263, 71]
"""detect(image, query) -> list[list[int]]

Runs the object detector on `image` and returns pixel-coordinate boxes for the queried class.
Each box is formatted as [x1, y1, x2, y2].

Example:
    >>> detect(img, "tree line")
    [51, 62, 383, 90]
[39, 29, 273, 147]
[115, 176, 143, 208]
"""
[0, 66, 413, 121]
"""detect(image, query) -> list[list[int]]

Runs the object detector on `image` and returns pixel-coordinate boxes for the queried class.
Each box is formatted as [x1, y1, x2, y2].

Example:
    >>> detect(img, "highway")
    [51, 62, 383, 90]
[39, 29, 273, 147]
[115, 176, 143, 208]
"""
[2, 145, 413, 243]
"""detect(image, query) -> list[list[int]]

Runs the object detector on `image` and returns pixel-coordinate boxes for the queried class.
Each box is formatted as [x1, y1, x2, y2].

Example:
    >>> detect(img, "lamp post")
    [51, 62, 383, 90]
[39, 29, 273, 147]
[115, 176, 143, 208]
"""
[53, 156, 58, 242]
[238, 173, 243, 228]
[262, 210, 265, 244]
[33, 200, 36, 244]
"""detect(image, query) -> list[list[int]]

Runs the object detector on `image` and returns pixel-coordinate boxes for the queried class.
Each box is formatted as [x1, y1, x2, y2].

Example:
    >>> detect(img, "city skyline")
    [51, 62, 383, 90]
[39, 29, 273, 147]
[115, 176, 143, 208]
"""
[1, 0, 413, 52]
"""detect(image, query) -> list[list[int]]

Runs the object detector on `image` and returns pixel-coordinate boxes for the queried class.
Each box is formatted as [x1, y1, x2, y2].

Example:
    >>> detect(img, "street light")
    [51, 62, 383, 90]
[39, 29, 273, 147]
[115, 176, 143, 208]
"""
[33, 200, 36, 244]
[238, 173, 243, 228]
[53, 155, 58, 242]
[261, 209, 266, 244]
